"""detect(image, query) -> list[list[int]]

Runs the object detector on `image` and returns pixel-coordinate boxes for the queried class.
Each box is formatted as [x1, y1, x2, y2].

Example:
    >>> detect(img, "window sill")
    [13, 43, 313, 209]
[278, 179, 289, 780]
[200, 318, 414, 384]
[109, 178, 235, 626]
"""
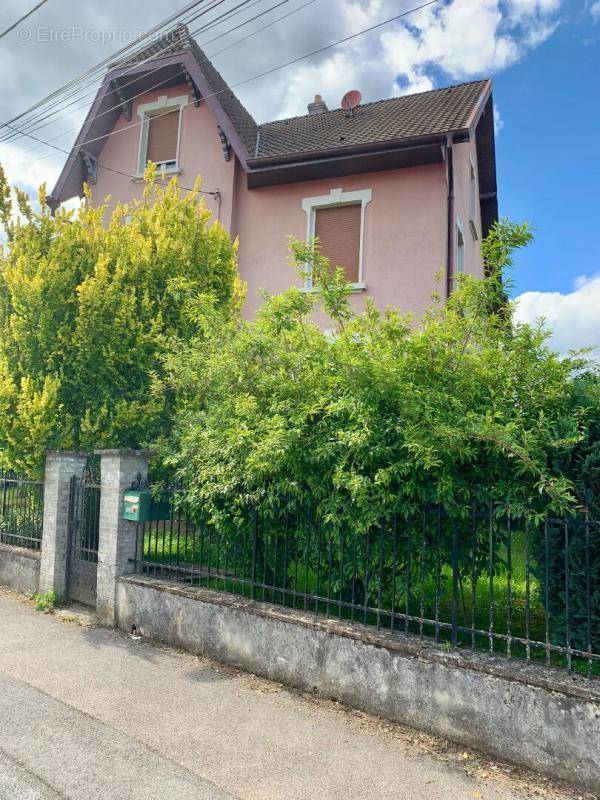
[303, 282, 367, 294]
[132, 165, 182, 182]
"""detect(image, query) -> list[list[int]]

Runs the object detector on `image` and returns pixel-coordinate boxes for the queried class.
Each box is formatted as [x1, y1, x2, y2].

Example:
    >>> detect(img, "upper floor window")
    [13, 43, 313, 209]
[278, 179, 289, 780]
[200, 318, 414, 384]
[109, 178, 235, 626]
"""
[301, 188, 372, 290]
[135, 94, 187, 178]
[468, 154, 478, 240]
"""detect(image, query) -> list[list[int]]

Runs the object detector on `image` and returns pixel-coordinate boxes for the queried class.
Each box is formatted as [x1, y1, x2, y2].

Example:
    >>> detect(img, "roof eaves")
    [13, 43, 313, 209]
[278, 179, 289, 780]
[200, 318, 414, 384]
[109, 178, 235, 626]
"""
[181, 52, 253, 166]
[246, 127, 470, 170]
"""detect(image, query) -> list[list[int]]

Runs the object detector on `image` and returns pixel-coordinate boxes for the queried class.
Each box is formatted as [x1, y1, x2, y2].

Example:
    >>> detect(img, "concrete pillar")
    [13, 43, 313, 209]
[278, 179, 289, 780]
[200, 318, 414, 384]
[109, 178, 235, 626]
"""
[95, 449, 152, 625]
[39, 451, 88, 600]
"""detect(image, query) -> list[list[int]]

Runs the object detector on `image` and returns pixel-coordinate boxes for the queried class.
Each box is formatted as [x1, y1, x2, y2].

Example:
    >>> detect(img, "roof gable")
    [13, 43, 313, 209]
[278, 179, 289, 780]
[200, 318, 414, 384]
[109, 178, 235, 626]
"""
[48, 24, 494, 208]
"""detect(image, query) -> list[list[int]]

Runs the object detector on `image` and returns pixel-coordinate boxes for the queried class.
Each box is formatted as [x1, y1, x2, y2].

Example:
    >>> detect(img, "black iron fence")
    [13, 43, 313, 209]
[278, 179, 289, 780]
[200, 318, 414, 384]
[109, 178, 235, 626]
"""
[134, 487, 599, 679]
[0, 471, 44, 551]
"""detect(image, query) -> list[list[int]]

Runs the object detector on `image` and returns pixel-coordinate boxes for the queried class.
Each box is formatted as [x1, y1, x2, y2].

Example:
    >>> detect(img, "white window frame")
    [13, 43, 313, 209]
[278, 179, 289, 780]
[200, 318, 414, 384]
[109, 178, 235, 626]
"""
[301, 187, 372, 291]
[134, 94, 187, 180]
[468, 154, 479, 241]
[456, 214, 466, 276]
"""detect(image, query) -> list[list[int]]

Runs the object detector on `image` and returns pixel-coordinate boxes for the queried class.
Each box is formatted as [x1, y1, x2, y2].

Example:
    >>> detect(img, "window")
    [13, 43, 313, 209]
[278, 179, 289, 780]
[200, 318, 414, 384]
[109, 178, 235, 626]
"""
[301, 188, 372, 289]
[146, 110, 179, 168]
[135, 94, 186, 178]
[456, 216, 465, 275]
[314, 204, 361, 283]
[468, 155, 478, 240]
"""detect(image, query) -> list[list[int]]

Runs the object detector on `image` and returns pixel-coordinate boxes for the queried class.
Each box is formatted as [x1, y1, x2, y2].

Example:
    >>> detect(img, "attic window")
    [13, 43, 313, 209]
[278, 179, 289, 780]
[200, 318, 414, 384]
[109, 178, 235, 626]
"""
[135, 94, 187, 178]
[301, 187, 372, 290]
[146, 110, 179, 166]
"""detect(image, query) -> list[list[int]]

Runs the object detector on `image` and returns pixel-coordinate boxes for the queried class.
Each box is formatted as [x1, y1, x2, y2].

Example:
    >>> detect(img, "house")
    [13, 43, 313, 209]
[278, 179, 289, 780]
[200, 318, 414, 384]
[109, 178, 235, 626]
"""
[49, 24, 498, 319]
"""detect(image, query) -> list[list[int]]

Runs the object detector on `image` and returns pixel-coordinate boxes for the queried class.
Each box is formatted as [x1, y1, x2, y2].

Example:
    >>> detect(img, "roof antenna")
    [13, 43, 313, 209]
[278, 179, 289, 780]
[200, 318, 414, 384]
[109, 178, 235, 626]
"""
[341, 89, 362, 117]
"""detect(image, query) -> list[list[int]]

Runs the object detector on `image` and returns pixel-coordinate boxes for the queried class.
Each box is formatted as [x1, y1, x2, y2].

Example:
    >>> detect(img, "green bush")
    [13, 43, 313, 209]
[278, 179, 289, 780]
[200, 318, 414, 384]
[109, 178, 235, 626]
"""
[160, 221, 598, 649]
[0, 165, 241, 476]
[33, 591, 58, 612]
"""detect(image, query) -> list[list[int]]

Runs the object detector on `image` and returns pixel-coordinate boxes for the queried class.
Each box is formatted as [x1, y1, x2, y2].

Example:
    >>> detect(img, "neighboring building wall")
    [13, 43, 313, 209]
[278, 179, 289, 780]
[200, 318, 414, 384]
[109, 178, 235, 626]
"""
[232, 162, 448, 322]
[90, 84, 236, 228]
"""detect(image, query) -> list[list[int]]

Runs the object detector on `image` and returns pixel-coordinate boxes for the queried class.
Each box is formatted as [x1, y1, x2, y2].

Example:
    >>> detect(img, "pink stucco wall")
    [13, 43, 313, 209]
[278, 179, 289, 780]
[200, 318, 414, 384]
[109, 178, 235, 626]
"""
[232, 162, 448, 322]
[91, 86, 235, 226]
[91, 81, 484, 322]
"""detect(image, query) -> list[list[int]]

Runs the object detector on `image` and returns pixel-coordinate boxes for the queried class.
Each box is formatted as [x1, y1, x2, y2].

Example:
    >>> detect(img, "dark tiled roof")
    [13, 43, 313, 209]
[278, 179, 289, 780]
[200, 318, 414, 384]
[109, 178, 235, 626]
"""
[254, 80, 489, 160]
[112, 24, 258, 153]
[110, 25, 488, 163]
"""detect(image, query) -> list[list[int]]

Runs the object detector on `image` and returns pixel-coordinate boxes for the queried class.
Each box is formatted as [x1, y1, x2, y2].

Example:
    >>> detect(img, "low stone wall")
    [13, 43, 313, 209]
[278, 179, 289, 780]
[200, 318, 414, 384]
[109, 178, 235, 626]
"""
[0, 543, 40, 595]
[117, 575, 600, 793]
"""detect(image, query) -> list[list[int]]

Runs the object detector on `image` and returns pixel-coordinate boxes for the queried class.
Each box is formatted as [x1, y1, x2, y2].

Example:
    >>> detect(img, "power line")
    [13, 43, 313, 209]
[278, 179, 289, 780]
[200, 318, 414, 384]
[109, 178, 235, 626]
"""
[3, 118, 219, 196]
[4, 0, 283, 151]
[10, 0, 445, 196]
[0, 0, 214, 134]
[0, 0, 49, 40]
[7, 0, 306, 159]
[0, 0, 232, 145]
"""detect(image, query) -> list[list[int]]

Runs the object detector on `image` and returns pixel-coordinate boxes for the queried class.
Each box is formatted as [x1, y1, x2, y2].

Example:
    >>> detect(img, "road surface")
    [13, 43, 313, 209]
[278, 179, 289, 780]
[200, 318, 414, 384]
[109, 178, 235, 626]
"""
[0, 588, 583, 800]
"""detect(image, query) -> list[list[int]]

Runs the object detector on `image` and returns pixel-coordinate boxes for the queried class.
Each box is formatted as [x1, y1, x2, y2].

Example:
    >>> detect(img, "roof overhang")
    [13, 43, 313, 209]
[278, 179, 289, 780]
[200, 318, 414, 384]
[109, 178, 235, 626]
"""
[246, 135, 457, 189]
[245, 129, 472, 189]
[48, 51, 251, 207]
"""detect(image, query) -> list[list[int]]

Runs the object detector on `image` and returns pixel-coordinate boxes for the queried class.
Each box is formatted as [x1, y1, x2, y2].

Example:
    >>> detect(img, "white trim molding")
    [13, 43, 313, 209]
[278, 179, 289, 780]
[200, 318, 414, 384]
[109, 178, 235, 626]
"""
[301, 187, 372, 290]
[134, 94, 188, 179]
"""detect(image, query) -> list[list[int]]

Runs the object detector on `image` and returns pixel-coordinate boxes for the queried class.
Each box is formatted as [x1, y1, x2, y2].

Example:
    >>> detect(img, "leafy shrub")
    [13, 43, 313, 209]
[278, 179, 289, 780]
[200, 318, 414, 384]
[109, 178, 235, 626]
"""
[161, 221, 598, 648]
[0, 165, 241, 475]
[33, 591, 58, 612]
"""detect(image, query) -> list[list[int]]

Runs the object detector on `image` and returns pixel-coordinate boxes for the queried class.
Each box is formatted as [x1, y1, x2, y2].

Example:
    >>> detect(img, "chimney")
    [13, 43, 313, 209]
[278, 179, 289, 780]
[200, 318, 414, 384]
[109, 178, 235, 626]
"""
[308, 94, 328, 116]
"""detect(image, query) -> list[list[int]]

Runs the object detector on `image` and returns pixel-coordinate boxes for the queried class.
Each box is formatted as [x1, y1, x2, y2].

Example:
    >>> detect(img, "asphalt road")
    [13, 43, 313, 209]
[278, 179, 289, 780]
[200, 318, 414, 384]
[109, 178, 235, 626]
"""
[0, 588, 580, 800]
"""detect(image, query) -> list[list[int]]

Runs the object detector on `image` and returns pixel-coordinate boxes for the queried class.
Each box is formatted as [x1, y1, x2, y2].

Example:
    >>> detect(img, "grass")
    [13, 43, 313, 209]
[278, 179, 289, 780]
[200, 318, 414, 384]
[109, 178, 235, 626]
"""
[140, 524, 598, 677]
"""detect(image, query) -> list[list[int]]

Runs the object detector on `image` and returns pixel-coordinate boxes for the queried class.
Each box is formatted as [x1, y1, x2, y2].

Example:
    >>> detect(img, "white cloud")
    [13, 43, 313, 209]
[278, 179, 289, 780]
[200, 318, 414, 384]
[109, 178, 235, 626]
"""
[237, 0, 563, 120]
[493, 105, 504, 134]
[0, 139, 62, 193]
[0, 0, 564, 200]
[513, 274, 600, 355]
[591, 1, 600, 22]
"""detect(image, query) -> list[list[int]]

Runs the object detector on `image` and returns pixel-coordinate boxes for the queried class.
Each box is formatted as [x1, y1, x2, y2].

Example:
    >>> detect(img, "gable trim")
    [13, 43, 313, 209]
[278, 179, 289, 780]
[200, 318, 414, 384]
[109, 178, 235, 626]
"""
[49, 52, 252, 206]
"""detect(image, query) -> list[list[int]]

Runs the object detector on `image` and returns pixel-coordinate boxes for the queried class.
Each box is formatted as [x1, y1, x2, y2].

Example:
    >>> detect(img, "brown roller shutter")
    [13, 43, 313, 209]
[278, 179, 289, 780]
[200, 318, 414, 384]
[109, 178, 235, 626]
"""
[314, 204, 361, 283]
[146, 110, 180, 164]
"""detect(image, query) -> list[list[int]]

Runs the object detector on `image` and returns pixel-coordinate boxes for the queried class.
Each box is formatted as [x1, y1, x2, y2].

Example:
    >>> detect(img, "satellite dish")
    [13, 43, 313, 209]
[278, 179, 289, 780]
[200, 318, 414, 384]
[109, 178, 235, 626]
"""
[341, 89, 362, 112]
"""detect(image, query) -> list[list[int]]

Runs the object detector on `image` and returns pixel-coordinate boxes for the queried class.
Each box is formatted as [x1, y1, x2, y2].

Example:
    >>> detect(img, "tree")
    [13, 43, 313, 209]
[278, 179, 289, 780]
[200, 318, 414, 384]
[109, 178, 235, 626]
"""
[0, 166, 241, 475]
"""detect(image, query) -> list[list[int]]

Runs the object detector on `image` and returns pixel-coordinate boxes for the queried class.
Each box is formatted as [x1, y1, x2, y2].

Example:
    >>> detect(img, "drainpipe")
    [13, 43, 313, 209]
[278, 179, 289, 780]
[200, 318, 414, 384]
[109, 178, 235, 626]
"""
[445, 134, 455, 301]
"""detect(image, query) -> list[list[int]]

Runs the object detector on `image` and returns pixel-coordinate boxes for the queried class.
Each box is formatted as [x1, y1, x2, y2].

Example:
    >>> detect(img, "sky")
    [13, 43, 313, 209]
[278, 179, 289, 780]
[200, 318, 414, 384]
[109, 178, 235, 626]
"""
[0, 0, 598, 354]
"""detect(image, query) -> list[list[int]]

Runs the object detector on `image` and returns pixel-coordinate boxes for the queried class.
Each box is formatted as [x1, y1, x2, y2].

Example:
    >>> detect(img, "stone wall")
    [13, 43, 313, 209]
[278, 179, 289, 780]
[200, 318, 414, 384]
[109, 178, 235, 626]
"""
[0, 543, 40, 595]
[117, 575, 600, 794]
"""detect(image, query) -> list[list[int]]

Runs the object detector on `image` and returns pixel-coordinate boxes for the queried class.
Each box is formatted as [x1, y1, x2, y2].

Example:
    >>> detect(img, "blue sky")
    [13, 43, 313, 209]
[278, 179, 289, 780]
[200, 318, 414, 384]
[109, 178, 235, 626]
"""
[495, 0, 600, 297]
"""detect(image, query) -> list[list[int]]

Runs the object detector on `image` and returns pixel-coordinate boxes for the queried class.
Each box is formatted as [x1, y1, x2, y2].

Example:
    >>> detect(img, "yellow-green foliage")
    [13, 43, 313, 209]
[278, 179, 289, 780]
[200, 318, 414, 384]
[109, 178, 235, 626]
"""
[0, 165, 241, 476]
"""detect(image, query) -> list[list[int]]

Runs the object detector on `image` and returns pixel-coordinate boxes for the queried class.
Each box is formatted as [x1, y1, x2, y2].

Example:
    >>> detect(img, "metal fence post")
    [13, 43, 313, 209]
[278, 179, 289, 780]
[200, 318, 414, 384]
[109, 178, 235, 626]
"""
[1, 471, 6, 517]
[451, 519, 458, 646]
[251, 508, 259, 601]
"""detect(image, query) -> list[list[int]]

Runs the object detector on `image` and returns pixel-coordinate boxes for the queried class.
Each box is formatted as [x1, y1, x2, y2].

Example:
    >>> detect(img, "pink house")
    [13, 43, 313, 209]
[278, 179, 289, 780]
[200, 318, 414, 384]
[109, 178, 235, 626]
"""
[49, 25, 498, 320]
